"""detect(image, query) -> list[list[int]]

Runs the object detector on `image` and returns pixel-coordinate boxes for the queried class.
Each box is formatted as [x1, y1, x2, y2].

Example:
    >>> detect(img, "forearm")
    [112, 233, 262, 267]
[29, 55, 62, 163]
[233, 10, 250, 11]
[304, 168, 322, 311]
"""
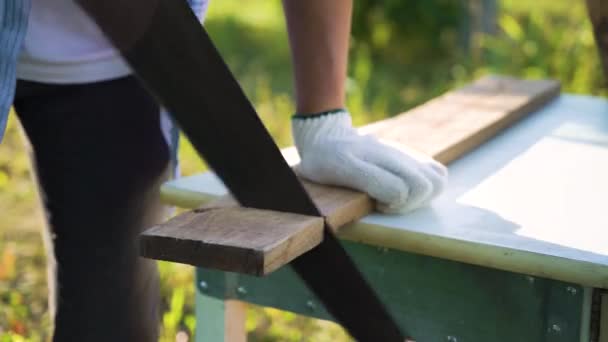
[282, 0, 352, 114]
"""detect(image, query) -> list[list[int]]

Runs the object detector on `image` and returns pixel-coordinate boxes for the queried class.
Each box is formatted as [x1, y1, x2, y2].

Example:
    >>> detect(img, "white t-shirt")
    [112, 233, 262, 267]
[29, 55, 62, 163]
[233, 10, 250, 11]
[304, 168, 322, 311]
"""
[16, 0, 131, 84]
[17, 0, 209, 84]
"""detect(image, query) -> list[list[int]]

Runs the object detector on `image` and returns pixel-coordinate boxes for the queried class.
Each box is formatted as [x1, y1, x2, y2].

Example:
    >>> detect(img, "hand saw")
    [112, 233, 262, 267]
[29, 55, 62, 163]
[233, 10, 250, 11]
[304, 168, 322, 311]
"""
[75, 0, 407, 339]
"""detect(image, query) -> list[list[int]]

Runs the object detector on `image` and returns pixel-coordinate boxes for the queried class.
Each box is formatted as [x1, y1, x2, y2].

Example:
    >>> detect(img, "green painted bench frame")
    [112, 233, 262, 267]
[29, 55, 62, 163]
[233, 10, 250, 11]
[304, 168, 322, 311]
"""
[193, 241, 592, 342]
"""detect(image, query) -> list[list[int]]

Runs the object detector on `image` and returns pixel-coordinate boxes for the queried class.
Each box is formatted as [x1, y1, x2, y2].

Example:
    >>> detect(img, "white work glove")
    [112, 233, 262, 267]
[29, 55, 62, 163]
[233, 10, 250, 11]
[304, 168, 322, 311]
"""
[292, 109, 448, 213]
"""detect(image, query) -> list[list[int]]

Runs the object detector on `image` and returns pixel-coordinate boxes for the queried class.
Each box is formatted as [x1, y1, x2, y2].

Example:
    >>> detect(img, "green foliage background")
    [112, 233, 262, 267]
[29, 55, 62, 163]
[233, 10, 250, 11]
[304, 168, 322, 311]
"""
[0, 0, 605, 341]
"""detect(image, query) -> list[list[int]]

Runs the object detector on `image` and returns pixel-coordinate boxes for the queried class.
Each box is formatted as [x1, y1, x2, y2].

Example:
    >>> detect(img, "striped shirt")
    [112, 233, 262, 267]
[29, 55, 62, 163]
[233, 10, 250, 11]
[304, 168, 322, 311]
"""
[0, 0, 208, 142]
[0, 0, 31, 141]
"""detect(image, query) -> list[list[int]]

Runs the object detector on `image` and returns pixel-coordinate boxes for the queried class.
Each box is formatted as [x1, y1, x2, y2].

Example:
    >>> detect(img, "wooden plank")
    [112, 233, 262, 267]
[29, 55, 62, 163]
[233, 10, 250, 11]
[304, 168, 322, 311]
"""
[362, 75, 560, 164]
[213, 76, 561, 232]
[587, 0, 608, 84]
[141, 203, 324, 275]
[142, 76, 560, 275]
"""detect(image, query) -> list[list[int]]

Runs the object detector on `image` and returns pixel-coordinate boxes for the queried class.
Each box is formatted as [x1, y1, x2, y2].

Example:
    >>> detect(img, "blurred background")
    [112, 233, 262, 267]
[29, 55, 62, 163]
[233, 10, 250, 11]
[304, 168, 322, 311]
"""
[0, 0, 605, 340]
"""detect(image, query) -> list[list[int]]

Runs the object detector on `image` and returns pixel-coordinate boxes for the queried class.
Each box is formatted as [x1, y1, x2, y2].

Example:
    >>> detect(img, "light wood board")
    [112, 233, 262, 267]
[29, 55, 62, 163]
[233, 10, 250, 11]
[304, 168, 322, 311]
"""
[361, 76, 560, 163]
[142, 76, 561, 276]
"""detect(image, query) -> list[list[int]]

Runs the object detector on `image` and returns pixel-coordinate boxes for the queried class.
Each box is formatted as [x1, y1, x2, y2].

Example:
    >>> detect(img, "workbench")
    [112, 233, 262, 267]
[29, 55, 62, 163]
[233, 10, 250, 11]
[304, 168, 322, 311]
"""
[161, 94, 608, 341]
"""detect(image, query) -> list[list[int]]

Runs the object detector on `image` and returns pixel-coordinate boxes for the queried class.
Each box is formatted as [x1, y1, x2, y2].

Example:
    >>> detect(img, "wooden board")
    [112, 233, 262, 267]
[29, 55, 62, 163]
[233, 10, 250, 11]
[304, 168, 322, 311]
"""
[587, 0, 608, 84]
[361, 75, 560, 164]
[210, 76, 561, 232]
[207, 76, 560, 231]
[141, 203, 323, 275]
[161, 94, 608, 288]
[142, 76, 561, 276]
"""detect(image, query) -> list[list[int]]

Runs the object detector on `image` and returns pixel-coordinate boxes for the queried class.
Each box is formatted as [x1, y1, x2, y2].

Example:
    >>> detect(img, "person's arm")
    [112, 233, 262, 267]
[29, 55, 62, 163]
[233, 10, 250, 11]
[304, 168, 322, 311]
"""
[282, 0, 351, 114]
[282, 0, 447, 213]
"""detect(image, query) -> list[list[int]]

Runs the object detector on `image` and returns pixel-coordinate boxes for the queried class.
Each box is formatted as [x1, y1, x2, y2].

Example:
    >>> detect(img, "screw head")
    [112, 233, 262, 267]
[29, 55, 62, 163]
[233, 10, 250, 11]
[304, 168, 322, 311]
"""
[526, 276, 535, 283]
[447, 336, 458, 342]
[551, 324, 561, 333]
[199, 281, 208, 291]
[306, 300, 316, 310]
[237, 286, 247, 296]
[566, 286, 577, 295]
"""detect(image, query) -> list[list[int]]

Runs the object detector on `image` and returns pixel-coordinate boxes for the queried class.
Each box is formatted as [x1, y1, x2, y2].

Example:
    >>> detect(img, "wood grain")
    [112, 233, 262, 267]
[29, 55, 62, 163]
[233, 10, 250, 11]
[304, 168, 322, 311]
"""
[140, 204, 323, 275]
[587, 0, 608, 84]
[141, 76, 560, 275]
[362, 75, 560, 164]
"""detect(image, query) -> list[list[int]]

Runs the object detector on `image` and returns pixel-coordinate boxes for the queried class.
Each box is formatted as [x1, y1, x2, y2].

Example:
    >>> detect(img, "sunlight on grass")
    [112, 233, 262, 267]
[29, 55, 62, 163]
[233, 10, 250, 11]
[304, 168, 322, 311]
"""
[206, 1, 284, 31]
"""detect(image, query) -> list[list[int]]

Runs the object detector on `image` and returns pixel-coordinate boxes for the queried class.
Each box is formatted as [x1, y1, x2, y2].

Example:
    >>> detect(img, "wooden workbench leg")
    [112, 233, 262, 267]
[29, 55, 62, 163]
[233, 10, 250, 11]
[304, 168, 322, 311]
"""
[225, 300, 247, 342]
[587, 0, 608, 84]
[196, 291, 247, 342]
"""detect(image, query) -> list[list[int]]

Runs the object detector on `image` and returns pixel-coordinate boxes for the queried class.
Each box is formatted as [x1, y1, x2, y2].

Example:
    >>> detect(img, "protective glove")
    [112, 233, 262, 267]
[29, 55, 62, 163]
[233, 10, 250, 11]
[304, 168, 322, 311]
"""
[292, 109, 448, 213]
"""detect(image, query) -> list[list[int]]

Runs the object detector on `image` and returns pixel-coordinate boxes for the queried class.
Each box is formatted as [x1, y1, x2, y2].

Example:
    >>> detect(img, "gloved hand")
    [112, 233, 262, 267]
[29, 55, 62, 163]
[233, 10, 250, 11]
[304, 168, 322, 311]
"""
[292, 109, 448, 213]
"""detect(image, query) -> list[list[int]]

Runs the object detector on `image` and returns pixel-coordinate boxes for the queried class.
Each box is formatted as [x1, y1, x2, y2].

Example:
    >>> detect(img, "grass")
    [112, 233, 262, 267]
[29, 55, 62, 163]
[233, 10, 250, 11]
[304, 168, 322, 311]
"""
[1, 0, 605, 340]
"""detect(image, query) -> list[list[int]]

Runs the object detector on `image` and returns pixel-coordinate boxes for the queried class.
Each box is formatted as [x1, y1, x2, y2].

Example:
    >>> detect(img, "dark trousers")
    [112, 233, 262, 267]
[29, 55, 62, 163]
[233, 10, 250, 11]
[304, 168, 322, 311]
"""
[13, 76, 169, 341]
